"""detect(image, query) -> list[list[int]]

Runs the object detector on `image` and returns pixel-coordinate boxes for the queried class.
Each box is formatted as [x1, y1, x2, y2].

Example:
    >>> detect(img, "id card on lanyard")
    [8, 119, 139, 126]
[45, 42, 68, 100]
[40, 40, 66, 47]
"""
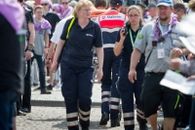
[157, 23, 170, 59]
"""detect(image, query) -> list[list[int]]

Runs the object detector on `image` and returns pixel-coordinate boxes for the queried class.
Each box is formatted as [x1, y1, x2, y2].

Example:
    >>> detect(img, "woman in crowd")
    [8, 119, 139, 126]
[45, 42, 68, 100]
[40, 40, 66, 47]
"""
[51, 0, 103, 130]
[114, 5, 147, 130]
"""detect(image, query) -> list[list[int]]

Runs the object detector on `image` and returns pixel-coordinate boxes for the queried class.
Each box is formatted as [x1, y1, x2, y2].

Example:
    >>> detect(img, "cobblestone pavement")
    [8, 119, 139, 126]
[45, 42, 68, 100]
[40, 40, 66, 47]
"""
[16, 83, 160, 130]
[16, 106, 127, 130]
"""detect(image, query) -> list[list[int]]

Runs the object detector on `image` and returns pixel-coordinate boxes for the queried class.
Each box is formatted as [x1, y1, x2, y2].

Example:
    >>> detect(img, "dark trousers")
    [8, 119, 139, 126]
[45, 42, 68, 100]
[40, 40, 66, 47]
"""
[189, 98, 195, 129]
[16, 59, 31, 112]
[101, 49, 120, 120]
[22, 60, 31, 110]
[32, 54, 46, 91]
[61, 63, 93, 130]
[118, 67, 146, 130]
[0, 90, 17, 130]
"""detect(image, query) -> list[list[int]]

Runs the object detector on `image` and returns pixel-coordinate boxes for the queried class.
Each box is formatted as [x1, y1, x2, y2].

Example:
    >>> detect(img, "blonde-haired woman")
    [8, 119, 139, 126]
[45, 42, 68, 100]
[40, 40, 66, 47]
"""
[114, 5, 147, 130]
[51, 0, 103, 130]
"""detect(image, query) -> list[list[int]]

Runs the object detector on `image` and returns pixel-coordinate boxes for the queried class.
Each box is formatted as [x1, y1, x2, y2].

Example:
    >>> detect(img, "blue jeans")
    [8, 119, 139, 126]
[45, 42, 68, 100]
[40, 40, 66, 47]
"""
[0, 90, 17, 130]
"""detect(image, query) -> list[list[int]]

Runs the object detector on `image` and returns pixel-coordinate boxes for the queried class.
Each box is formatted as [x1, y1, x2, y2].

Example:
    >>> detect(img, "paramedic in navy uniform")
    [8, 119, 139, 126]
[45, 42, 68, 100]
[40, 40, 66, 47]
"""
[51, 0, 104, 130]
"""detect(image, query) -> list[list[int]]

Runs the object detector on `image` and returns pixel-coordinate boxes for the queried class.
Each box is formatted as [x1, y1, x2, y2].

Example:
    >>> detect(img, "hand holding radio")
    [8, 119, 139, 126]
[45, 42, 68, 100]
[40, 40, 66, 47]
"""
[120, 27, 127, 41]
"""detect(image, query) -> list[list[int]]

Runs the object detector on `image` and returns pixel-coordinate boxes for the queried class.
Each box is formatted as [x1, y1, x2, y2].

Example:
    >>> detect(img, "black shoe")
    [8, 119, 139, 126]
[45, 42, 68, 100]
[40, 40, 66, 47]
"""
[82, 127, 89, 130]
[21, 108, 31, 113]
[111, 119, 120, 127]
[17, 110, 26, 116]
[99, 113, 109, 125]
[41, 89, 51, 94]
[33, 83, 39, 86]
[34, 86, 41, 91]
[47, 84, 53, 90]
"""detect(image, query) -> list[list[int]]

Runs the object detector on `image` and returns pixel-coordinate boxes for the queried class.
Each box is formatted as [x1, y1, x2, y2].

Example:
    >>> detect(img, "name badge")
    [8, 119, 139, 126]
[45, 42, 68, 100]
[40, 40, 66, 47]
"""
[157, 48, 165, 59]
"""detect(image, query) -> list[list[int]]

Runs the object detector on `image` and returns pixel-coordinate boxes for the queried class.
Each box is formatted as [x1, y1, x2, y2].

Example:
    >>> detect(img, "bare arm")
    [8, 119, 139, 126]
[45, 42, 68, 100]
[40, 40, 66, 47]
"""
[128, 48, 142, 83]
[28, 22, 35, 45]
[95, 47, 104, 81]
[96, 47, 104, 69]
[114, 29, 126, 56]
[50, 40, 65, 73]
[25, 22, 35, 60]
[44, 32, 50, 48]
[53, 40, 65, 63]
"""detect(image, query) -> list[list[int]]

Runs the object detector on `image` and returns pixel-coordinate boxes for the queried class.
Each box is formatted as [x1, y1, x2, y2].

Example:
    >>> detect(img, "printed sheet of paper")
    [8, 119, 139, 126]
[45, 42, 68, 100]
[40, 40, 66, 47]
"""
[160, 70, 195, 95]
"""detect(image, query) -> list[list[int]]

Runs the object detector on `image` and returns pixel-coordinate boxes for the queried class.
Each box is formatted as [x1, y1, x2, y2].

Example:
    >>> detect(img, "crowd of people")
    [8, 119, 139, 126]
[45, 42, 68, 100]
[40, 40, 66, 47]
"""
[1, 0, 195, 130]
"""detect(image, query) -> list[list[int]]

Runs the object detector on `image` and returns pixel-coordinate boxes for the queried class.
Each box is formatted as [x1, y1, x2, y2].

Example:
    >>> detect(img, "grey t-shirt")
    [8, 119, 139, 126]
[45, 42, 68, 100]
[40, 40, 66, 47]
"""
[135, 22, 178, 73]
[34, 19, 51, 56]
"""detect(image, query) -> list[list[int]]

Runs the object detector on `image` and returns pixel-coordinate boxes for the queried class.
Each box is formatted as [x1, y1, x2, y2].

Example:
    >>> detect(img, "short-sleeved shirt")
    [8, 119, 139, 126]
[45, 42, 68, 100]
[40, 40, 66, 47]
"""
[50, 15, 73, 44]
[43, 12, 60, 39]
[135, 22, 178, 73]
[60, 18, 102, 68]
[34, 19, 51, 56]
[116, 23, 145, 69]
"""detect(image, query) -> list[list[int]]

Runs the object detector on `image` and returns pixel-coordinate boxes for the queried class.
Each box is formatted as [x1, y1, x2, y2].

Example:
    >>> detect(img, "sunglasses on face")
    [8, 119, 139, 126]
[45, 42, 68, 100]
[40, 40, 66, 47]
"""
[41, 3, 48, 6]
[61, 2, 68, 5]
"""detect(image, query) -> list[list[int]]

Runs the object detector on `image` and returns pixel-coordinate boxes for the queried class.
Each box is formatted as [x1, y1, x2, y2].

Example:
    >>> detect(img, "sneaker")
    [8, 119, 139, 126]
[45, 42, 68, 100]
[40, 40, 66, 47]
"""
[21, 108, 31, 113]
[99, 113, 109, 125]
[17, 110, 26, 116]
[111, 119, 120, 127]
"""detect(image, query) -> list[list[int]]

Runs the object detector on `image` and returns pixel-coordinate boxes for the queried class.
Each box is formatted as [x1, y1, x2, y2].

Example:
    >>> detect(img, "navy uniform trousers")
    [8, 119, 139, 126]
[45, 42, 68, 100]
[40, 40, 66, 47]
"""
[118, 66, 146, 130]
[61, 63, 93, 130]
[101, 48, 121, 120]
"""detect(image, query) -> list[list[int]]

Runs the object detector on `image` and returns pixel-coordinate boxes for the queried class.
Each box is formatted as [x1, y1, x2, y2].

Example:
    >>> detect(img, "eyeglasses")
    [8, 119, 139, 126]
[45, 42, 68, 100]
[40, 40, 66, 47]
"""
[80, 8, 91, 12]
[128, 14, 139, 17]
[41, 3, 48, 6]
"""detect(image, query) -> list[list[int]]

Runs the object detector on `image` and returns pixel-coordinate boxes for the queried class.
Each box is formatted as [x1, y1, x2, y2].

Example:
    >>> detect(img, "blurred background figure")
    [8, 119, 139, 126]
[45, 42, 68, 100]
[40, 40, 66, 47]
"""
[173, 3, 187, 21]
[0, 0, 25, 130]
[17, 0, 35, 116]
[33, 5, 51, 94]
[60, 0, 74, 19]
[145, 3, 158, 22]
[40, 0, 60, 91]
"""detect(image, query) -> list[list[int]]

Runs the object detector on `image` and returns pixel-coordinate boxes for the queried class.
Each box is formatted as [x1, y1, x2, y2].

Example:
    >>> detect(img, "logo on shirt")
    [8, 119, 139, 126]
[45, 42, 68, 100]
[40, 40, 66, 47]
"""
[86, 33, 94, 37]
[137, 33, 144, 40]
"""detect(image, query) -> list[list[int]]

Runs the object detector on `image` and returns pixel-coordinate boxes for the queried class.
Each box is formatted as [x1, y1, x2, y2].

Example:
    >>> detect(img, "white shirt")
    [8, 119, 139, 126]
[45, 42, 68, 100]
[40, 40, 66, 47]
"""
[50, 15, 73, 44]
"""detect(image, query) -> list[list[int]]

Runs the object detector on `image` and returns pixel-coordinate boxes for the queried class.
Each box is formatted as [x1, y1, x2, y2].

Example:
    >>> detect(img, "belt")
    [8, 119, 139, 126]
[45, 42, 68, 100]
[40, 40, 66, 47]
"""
[146, 72, 165, 75]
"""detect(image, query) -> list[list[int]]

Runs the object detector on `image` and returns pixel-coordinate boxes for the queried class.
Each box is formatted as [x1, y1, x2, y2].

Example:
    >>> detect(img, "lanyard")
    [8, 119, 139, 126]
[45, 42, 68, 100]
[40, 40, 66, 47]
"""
[128, 28, 140, 48]
[158, 22, 172, 38]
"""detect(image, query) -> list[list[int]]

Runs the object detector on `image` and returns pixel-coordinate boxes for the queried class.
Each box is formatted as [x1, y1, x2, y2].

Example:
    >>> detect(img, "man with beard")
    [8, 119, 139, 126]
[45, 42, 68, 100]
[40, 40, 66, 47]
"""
[129, 0, 180, 129]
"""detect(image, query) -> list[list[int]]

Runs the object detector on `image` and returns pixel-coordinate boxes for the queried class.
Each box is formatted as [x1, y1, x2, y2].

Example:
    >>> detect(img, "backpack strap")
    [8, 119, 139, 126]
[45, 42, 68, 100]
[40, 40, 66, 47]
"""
[66, 17, 76, 40]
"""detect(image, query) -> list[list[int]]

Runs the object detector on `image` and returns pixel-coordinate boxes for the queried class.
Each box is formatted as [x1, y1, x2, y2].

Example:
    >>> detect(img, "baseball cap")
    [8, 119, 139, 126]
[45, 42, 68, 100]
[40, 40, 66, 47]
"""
[110, 0, 123, 6]
[157, 0, 173, 7]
